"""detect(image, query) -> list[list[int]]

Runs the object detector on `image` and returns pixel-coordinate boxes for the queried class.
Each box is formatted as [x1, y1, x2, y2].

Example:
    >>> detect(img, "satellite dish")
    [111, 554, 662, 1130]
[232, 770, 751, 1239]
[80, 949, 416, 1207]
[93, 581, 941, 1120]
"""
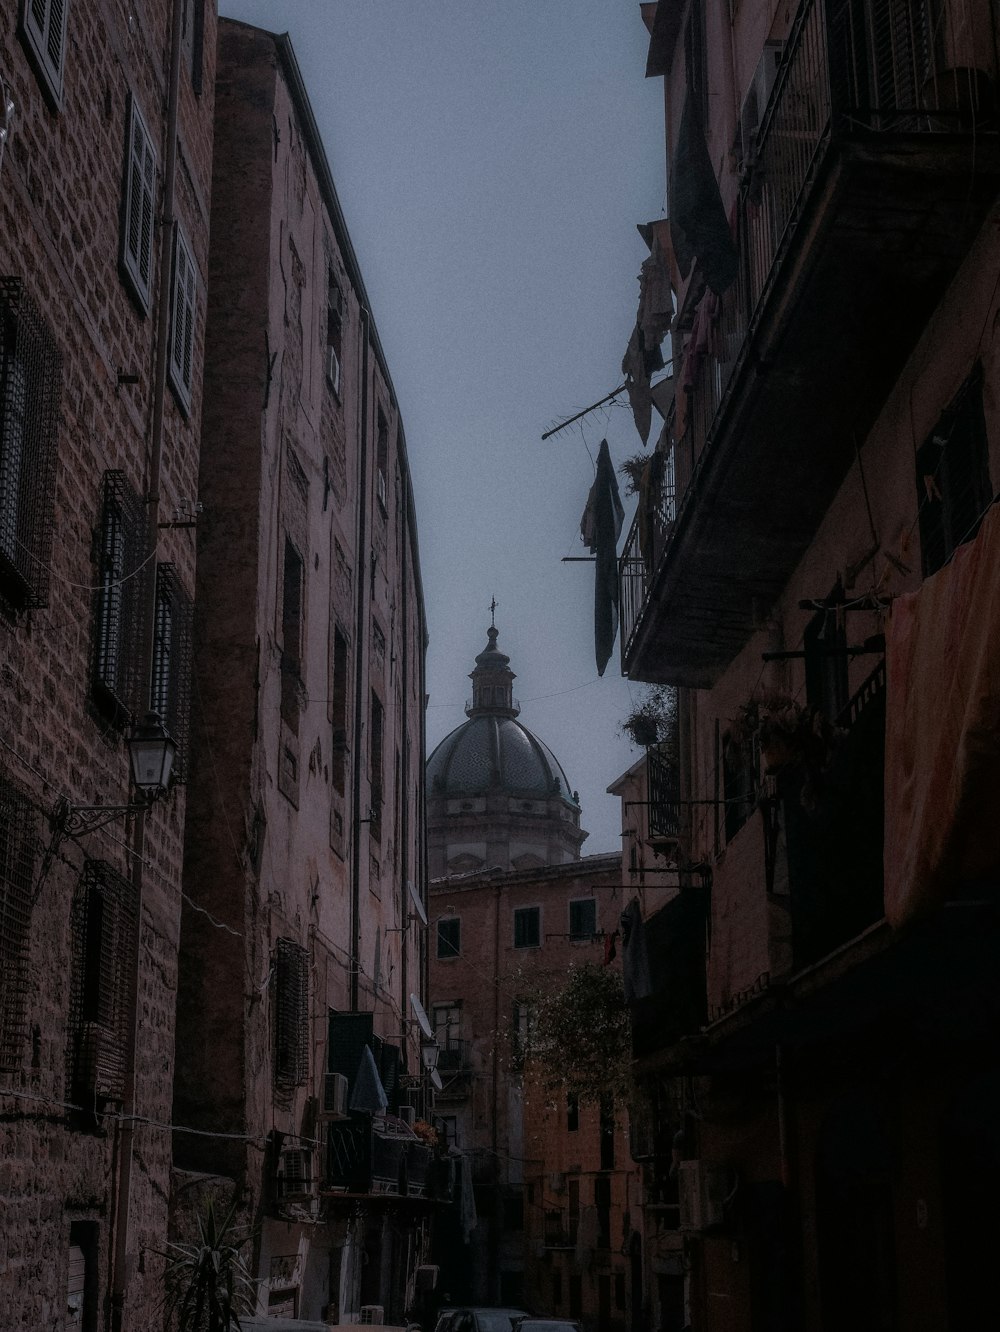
[407, 879, 428, 927]
[410, 993, 433, 1040]
[430, 1068, 443, 1091]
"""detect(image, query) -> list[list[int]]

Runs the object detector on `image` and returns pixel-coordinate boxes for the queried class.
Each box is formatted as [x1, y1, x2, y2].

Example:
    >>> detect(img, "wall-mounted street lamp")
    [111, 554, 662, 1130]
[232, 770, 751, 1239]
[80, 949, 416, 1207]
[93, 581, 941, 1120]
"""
[420, 1039, 440, 1073]
[52, 713, 177, 838]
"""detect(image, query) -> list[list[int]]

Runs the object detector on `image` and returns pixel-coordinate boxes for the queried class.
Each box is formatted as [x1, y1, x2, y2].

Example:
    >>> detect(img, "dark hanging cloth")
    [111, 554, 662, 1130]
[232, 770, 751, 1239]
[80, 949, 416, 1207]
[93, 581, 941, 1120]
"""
[580, 439, 625, 676]
[669, 94, 738, 296]
[620, 898, 653, 1003]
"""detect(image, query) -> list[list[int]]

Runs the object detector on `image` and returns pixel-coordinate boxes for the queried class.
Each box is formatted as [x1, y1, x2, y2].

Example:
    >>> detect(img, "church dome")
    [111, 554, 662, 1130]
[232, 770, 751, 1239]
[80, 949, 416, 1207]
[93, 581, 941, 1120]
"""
[427, 625, 579, 805]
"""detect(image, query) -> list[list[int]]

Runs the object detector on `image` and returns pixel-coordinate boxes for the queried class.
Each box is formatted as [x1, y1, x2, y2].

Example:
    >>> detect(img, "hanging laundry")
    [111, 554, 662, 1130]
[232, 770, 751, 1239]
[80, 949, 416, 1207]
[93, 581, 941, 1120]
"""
[349, 1044, 388, 1113]
[638, 226, 675, 351]
[580, 439, 625, 676]
[669, 94, 738, 295]
[620, 898, 653, 1002]
[622, 324, 654, 445]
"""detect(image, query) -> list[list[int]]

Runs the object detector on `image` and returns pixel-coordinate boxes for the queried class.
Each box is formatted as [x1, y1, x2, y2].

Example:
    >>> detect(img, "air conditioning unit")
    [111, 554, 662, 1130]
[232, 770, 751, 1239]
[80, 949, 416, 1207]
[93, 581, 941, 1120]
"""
[678, 1160, 730, 1232]
[321, 1072, 349, 1120]
[738, 41, 784, 168]
[277, 1148, 315, 1199]
[414, 1264, 439, 1292]
[398, 1104, 416, 1126]
[326, 344, 341, 395]
[360, 1306, 385, 1325]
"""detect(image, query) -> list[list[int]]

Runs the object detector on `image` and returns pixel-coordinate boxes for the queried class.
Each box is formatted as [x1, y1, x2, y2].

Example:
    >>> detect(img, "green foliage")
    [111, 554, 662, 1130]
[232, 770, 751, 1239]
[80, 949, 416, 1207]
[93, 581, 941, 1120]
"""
[159, 1200, 255, 1332]
[620, 685, 678, 753]
[522, 962, 631, 1105]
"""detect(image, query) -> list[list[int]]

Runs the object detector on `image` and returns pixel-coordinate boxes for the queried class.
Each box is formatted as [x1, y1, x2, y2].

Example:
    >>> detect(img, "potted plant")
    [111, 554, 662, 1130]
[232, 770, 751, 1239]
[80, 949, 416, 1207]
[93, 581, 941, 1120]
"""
[620, 686, 678, 752]
[731, 691, 843, 805]
[160, 1199, 255, 1332]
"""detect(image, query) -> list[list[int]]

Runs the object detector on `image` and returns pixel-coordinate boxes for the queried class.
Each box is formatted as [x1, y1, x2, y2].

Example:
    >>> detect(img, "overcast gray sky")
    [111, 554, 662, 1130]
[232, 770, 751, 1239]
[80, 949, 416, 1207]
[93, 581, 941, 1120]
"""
[219, 0, 667, 853]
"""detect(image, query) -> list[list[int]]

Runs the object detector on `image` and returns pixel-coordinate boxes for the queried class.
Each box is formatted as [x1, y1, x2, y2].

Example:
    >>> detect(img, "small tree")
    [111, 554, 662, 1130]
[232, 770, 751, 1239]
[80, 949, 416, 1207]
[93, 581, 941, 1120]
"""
[522, 963, 632, 1105]
[160, 1199, 255, 1332]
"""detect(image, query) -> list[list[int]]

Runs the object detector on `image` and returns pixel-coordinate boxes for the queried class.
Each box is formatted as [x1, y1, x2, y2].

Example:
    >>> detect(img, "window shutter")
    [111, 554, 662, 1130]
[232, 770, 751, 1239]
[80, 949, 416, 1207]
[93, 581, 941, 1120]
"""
[93, 471, 147, 720]
[0, 772, 38, 1072]
[168, 228, 196, 412]
[274, 938, 309, 1089]
[150, 563, 193, 780]
[122, 98, 157, 311]
[24, 0, 68, 107]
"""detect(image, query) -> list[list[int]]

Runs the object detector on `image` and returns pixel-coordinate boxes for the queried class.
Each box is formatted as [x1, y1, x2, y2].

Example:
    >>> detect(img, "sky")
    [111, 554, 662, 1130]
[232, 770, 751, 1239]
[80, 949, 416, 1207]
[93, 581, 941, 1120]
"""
[219, 0, 668, 853]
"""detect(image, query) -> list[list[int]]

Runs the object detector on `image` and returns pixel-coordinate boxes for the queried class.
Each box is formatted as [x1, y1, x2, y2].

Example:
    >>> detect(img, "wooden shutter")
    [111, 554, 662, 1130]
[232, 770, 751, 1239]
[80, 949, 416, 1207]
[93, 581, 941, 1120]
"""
[168, 228, 196, 411]
[24, 0, 68, 107]
[122, 98, 157, 310]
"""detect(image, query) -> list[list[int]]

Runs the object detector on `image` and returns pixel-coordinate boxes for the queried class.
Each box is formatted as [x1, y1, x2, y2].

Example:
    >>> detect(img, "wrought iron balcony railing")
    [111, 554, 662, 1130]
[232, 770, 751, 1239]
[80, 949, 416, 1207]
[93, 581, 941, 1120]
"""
[621, 0, 997, 669]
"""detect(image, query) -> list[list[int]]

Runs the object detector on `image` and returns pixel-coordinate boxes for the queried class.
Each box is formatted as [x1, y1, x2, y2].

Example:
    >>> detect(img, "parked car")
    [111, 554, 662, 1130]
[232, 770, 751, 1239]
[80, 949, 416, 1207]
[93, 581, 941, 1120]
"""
[434, 1307, 530, 1332]
[513, 1320, 583, 1332]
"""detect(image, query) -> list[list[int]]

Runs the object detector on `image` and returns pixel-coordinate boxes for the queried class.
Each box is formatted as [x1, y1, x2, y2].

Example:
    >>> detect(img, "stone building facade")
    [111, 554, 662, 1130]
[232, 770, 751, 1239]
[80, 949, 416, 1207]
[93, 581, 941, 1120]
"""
[616, 1, 1000, 1329]
[0, 1, 216, 1328]
[171, 20, 430, 1325]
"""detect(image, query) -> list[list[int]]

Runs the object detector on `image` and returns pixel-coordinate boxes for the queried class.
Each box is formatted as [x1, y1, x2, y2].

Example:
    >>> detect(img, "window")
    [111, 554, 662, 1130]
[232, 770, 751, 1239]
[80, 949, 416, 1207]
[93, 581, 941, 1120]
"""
[513, 905, 541, 949]
[437, 917, 460, 959]
[916, 367, 992, 577]
[20, 0, 68, 108]
[438, 1114, 458, 1147]
[168, 226, 196, 413]
[569, 1276, 583, 1320]
[151, 564, 193, 780]
[600, 1093, 616, 1170]
[593, 1177, 609, 1246]
[511, 999, 532, 1070]
[569, 898, 597, 940]
[326, 270, 344, 395]
[93, 471, 146, 720]
[69, 860, 138, 1104]
[281, 538, 304, 728]
[433, 1001, 461, 1049]
[274, 937, 309, 1090]
[566, 1092, 579, 1132]
[804, 593, 849, 722]
[67, 1221, 99, 1332]
[181, 0, 205, 95]
[331, 624, 349, 794]
[0, 772, 37, 1072]
[121, 96, 157, 312]
[568, 1178, 580, 1244]
[376, 408, 389, 514]
[369, 691, 384, 842]
[552, 1270, 562, 1308]
[503, 1192, 524, 1232]
[0, 278, 61, 610]
[615, 1273, 626, 1311]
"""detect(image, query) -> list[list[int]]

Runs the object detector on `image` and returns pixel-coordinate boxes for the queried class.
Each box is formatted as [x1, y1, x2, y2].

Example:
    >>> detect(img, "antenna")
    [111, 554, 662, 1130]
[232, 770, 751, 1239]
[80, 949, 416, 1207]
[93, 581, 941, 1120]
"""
[409, 993, 433, 1040]
[407, 879, 428, 927]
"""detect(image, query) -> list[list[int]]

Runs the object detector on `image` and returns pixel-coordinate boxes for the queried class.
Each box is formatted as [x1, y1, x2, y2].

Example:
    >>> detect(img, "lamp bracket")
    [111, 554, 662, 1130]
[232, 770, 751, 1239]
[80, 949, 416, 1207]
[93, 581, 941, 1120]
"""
[51, 794, 154, 839]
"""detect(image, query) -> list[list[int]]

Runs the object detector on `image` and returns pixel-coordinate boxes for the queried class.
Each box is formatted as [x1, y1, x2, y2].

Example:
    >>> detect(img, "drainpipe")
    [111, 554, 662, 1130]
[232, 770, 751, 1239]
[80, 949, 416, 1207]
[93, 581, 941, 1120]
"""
[108, 1, 183, 1328]
[350, 308, 371, 1011]
[400, 470, 410, 1045]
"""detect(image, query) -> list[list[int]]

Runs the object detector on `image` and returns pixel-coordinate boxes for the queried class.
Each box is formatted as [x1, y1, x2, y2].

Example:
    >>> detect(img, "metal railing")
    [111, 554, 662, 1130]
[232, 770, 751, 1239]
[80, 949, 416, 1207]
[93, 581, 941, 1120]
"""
[620, 0, 995, 661]
[647, 745, 681, 843]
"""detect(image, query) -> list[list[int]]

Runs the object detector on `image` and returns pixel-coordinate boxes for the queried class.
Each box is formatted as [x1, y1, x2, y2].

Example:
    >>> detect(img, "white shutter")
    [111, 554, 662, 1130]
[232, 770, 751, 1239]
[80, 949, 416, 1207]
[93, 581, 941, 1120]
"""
[122, 98, 157, 310]
[168, 227, 196, 411]
[24, 0, 68, 106]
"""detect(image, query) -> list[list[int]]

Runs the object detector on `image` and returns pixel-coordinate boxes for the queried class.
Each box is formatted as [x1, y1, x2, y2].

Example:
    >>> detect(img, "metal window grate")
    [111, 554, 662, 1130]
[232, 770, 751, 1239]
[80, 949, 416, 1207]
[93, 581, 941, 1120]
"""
[152, 562, 193, 781]
[274, 937, 309, 1089]
[0, 277, 61, 610]
[93, 471, 148, 721]
[68, 860, 138, 1103]
[0, 771, 38, 1071]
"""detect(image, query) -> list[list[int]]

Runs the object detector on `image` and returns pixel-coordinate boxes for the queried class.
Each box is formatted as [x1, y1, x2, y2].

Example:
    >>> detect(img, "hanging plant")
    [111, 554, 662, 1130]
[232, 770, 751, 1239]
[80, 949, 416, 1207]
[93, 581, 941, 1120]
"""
[620, 686, 678, 753]
[618, 452, 650, 499]
[730, 691, 844, 806]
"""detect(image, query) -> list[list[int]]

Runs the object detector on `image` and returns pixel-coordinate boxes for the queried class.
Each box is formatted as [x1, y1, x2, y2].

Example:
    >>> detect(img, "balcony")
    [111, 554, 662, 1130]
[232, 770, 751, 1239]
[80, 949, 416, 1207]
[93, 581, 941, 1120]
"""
[630, 887, 710, 1061]
[435, 1039, 469, 1074]
[647, 745, 681, 848]
[324, 1113, 433, 1198]
[622, 0, 1000, 686]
